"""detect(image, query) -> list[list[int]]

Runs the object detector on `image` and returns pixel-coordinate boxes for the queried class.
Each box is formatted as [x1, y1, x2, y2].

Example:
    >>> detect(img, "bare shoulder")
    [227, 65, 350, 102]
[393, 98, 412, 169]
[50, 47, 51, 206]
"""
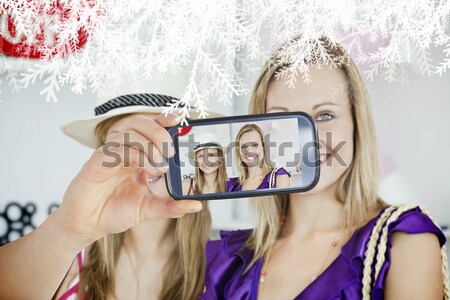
[384, 231, 444, 300]
[275, 174, 291, 188]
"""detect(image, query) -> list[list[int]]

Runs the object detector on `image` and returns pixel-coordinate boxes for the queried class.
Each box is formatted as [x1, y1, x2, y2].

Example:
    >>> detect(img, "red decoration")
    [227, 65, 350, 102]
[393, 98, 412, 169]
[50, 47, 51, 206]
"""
[0, 1, 91, 59]
[177, 126, 192, 136]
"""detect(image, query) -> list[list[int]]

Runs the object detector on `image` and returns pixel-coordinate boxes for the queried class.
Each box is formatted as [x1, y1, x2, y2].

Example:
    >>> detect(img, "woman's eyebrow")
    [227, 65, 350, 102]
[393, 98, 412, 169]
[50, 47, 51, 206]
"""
[312, 102, 340, 110]
[268, 102, 340, 111]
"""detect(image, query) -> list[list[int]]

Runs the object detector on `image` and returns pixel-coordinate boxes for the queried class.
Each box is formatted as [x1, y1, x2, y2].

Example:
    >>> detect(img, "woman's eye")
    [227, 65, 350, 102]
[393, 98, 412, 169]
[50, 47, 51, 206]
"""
[252, 143, 259, 147]
[316, 112, 334, 122]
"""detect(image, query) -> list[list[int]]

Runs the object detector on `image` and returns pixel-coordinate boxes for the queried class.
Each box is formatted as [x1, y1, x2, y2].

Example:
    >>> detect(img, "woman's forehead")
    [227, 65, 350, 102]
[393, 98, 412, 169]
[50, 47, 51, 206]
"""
[197, 147, 219, 154]
[240, 130, 261, 141]
[266, 66, 349, 111]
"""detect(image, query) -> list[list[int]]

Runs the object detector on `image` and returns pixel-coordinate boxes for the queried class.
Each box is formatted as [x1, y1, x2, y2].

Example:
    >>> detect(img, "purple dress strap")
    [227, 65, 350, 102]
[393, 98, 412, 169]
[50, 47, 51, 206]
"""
[226, 167, 290, 192]
[201, 206, 446, 300]
[226, 177, 240, 192]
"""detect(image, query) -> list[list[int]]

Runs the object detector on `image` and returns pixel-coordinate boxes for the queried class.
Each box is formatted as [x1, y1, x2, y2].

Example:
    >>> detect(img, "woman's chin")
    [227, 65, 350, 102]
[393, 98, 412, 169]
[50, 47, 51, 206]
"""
[200, 167, 218, 174]
[303, 169, 343, 196]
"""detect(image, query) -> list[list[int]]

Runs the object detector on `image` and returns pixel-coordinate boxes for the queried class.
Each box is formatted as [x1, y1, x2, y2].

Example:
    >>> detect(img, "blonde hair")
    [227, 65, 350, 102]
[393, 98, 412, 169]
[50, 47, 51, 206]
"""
[234, 123, 273, 185]
[246, 37, 386, 267]
[193, 147, 228, 193]
[76, 114, 211, 300]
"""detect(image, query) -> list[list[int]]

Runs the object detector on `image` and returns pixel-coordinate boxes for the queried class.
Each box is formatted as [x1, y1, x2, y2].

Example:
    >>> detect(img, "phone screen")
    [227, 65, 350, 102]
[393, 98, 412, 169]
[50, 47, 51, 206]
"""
[166, 112, 319, 200]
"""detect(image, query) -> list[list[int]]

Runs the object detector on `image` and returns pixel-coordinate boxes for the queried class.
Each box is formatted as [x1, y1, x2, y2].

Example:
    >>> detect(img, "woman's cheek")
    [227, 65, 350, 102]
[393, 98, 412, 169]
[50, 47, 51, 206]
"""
[333, 134, 353, 168]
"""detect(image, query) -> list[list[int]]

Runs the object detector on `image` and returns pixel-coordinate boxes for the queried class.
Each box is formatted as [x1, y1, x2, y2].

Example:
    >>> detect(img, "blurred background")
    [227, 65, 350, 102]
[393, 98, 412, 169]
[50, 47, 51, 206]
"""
[1, 49, 450, 270]
[1, 57, 449, 229]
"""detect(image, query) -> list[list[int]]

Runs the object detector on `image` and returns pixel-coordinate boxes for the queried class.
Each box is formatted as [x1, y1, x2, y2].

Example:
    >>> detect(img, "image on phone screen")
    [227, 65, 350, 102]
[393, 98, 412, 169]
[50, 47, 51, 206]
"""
[166, 112, 319, 200]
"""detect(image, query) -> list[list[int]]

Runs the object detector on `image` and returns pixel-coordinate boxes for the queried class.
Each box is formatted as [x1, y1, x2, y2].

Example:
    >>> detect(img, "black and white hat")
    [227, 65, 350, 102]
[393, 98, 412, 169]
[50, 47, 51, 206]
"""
[186, 133, 228, 159]
[61, 73, 223, 148]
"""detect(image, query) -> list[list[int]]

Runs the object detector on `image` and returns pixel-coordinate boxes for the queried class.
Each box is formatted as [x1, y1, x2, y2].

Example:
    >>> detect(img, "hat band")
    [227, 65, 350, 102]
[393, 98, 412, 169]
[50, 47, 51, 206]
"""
[194, 142, 221, 152]
[94, 93, 180, 116]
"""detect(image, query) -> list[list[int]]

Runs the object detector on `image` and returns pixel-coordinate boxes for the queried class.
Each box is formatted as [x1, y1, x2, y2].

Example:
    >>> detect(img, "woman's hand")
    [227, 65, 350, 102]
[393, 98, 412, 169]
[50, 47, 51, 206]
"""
[54, 113, 202, 244]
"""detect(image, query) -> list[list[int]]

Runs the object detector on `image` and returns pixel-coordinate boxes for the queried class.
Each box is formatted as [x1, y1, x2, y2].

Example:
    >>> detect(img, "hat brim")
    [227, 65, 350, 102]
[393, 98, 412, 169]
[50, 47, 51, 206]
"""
[61, 106, 224, 149]
[186, 145, 230, 159]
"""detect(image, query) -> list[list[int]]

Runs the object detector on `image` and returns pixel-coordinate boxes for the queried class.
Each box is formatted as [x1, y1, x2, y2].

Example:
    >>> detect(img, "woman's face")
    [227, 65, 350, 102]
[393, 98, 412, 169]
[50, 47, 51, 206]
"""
[195, 147, 220, 175]
[266, 67, 354, 194]
[239, 130, 264, 168]
[105, 113, 170, 199]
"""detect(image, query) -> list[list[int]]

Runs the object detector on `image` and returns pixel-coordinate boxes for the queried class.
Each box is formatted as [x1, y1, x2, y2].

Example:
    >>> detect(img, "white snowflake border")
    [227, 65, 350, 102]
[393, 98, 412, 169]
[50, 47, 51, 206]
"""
[0, 0, 449, 123]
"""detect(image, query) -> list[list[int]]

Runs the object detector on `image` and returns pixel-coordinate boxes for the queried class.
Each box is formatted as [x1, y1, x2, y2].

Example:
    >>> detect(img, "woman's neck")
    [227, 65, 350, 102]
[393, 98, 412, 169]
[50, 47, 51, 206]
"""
[283, 184, 344, 239]
[123, 218, 175, 259]
[246, 164, 265, 178]
[203, 172, 217, 185]
[201, 172, 218, 193]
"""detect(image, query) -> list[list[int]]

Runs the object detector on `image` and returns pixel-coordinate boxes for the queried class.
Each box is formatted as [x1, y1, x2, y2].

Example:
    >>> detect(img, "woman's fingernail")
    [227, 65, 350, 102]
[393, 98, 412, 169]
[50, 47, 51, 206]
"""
[156, 162, 169, 173]
[166, 113, 179, 119]
[188, 204, 202, 213]
[168, 145, 175, 157]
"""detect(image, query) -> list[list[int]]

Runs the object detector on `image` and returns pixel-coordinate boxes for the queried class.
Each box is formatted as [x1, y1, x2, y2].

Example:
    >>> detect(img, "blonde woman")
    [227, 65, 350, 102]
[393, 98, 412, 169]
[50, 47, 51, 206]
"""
[227, 123, 291, 192]
[54, 93, 212, 300]
[201, 39, 447, 300]
[183, 133, 228, 195]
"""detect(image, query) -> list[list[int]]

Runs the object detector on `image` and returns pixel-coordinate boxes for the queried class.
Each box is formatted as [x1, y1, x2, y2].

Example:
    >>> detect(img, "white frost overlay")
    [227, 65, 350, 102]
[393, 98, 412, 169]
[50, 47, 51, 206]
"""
[0, 0, 449, 122]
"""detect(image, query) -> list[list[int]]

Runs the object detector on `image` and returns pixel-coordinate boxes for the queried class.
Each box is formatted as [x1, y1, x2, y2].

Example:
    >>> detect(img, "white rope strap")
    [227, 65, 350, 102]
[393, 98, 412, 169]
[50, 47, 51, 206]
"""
[269, 167, 280, 189]
[362, 204, 450, 300]
[362, 205, 399, 300]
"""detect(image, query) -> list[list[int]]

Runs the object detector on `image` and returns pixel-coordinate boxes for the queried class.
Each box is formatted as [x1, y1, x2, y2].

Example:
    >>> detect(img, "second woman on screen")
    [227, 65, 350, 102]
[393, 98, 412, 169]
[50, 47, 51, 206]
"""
[227, 123, 291, 192]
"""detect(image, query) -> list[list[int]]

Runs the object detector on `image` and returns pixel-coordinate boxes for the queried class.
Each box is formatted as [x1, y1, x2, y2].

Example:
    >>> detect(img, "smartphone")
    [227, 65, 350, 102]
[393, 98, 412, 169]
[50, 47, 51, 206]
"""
[165, 112, 319, 200]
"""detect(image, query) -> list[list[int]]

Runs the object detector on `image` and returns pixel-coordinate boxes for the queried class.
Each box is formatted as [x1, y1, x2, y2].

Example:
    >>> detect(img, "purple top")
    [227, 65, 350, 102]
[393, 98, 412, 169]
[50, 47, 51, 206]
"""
[226, 167, 290, 192]
[201, 206, 446, 300]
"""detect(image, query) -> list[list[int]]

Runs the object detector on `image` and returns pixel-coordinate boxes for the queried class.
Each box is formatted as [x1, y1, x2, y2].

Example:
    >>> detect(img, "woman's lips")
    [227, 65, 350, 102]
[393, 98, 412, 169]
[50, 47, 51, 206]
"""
[201, 163, 215, 170]
[244, 156, 255, 162]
